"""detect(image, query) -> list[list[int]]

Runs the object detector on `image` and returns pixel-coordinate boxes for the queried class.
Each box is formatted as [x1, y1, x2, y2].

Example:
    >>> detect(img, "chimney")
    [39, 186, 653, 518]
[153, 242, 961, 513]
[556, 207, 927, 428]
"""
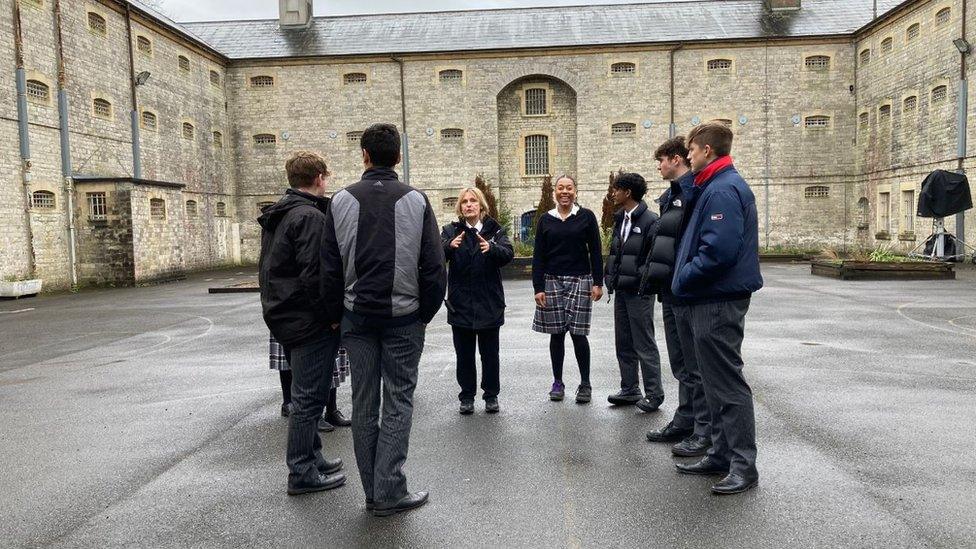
[767, 0, 801, 10]
[279, 0, 313, 29]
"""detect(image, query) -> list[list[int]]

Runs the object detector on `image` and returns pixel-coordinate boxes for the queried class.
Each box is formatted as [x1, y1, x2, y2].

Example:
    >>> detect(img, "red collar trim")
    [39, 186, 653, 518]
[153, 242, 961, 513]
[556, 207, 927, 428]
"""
[694, 156, 734, 186]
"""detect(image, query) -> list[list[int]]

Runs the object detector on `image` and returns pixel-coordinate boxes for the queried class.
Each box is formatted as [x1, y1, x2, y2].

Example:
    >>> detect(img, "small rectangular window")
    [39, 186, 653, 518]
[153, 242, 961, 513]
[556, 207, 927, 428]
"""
[178, 55, 190, 72]
[707, 59, 733, 72]
[88, 192, 107, 220]
[878, 192, 891, 232]
[611, 122, 636, 136]
[907, 23, 920, 41]
[346, 131, 363, 143]
[343, 72, 367, 85]
[253, 134, 276, 146]
[93, 98, 111, 119]
[804, 55, 830, 71]
[88, 12, 106, 36]
[859, 112, 869, 128]
[859, 49, 870, 65]
[879, 105, 891, 124]
[150, 198, 166, 220]
[182, 122, 194, 140]
[524, 88, 547, 116]
[903, 96, 917, 114]
[439, 69, 463, 84]
[26, 80, 50, 103]
[804, 186, 830, 199]
[931, 85, 947, 104]
[185, 200, 198, 217]
[141, 111, 157, 130]
[804, 115, 830, 129]
[137, 36, 152, 55]
[441, 128, 464, 141]
[250, 75, 274, 88]
[216, 202, 226, 217]
[213, 131, 223, 148]
[611, 62, 636, 74]
[209, 70, 221, 87]
[31, 190, 56, 209]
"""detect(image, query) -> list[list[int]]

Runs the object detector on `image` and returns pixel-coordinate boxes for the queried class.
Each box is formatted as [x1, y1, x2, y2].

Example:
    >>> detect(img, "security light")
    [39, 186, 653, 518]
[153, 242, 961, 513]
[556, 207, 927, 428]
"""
[135, 71, 151, 86]
[953, 38, 971, 54]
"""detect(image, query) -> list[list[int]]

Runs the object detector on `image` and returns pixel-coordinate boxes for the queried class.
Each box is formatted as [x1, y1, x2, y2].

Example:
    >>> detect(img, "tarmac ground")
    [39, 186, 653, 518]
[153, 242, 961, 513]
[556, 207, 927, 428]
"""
[1, 264, 975, 548]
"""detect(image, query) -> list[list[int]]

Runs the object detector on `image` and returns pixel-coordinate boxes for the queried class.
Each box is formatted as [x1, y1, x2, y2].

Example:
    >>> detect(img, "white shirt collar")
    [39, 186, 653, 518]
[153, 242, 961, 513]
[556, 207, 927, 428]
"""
[548, 204, 580, 220]
[624, 204, 639, 219]
[466, 220, 483, 232]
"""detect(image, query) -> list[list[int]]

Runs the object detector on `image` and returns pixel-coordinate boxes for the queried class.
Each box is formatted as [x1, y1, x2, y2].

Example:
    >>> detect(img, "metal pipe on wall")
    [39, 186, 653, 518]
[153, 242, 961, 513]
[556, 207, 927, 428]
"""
[13, 0, 37, 278]
[125, 3, 142, 179]
[391, 57, 410, 183]
[956, 0, 968, 242]
[54, 0, 76, 286]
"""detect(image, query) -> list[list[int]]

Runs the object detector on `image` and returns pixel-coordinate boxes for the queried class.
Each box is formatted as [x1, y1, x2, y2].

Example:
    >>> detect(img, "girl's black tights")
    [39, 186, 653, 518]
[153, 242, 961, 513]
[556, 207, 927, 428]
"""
[549, 332, 591, 385]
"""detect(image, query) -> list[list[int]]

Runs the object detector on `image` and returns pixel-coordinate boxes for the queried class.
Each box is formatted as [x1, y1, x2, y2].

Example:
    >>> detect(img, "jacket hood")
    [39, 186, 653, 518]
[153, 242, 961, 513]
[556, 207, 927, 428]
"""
[257, 189, 329, 231]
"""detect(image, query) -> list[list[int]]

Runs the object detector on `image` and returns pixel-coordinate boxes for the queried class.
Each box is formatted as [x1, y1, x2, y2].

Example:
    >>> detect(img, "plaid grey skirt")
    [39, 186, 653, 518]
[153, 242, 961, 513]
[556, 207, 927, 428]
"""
[269, 334, 349, 389]
[532, 274, 594, 336]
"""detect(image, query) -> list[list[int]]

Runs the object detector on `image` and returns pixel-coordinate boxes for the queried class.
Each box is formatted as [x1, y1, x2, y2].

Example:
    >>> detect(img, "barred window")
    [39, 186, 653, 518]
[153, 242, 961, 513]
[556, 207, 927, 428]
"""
[902, 190, 916, 231]
[439, 69, 462, 84]
[212, 131, 223, 147]
[209, 70, 220, 87]
[150, 198, 166, 220]
[879, 104, 891, 124]
[859, 112, 869, 128]
[257, 201, 275, 215]
[441, 128, 464, 141]
[881, 37, 893, 53]
[346, 131, 363, 143]
[253, 133, 276, 147]
[859, 49, 870, 65]
[26, 80, 50, 103]
[137, 35, 152, 55]
[804, 115, 830, 129]
[185, 200, 198, 217]
[525, 88, 547, 115]
[343, 72, 367, 85]
[250, 75, 274, 88]
[858, 197, 870, 226]
[524, 134, 549, 176]
[611, 122, 636, 136]
[611, 62, 636, 74]
[93, 97, 111, 119]
[931, 85, 948, 104]
[907, 23, 920, 41]
[936, 8, 950, 26]
[88, 192, 107, 220]
[141, 110, 157, 130]
[804, 55, 830, 71]
[31, 190, 56, 209]
[903, 95, 918, 114]
[443, 197, 458, 209]
[182, 122, 194, 140]
[706, 58, 732, 72]
[178, 55, 190, 72]
[215, 202, 226, 217]
[88, 12, 106, 35]
[804, 186, 830, 199]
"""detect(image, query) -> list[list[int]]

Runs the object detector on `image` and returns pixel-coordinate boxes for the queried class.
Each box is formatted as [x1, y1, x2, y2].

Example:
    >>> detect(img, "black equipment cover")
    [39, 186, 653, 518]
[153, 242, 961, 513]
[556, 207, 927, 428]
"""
[917, 170, 972, 218]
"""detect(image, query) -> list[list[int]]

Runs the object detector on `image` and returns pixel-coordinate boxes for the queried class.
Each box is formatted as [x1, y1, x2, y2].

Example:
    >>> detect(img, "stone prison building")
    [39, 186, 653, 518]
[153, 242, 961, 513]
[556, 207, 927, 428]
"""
[2, 0, 974, 289]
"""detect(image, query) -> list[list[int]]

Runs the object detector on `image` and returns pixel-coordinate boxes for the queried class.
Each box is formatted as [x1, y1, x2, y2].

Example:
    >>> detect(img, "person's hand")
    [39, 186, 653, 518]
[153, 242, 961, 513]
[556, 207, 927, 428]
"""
[534, 292, 546, 308]
[450, 232, 464, 249]
[476, 233, 490, 254]
[591, 286, 603, 302]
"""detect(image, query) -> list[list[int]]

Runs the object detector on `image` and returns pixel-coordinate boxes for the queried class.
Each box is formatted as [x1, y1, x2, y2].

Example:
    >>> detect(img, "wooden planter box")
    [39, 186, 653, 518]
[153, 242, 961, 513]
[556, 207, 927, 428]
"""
[811, 260, 954, 280]
[760, 253, 808, 263]
[0, 279, 42, 299]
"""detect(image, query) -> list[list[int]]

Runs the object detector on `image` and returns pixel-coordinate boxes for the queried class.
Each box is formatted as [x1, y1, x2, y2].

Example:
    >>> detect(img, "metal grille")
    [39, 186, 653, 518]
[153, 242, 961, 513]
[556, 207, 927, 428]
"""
[937, 8, 951, 26]
[525, 88, 547, 115]
[26, 80, 49, 102]
[253, 134, 276, 146]
[707, 59, 732, 71]
[216, 202, 226, 217]
[178, 55, 190, 71]
[439, 69, 462, 83]
[524, 134, 549, 176]
[804, 186, 829, 199]
[859, 112, 869, 128]
[213, 131, 222, 147]
[804, 55, 830, 70]
[346, 131, 363, 143]
[88, 192, 107, 220]
[804, 115, 830, 129]
[859, 49, 870, 65]
[931, 86, 947, 104]
[611, 122, 636, 135]
[879, 105, 891, 123]
[137, 35, 152, 55]
[88, 12, 106, 35]
[150, 198, 166, 220]
[251, 75, 274, 88]
[906, 23, 919, 41]
[209, 70, 220, 86]
[93, 98, 111, 118]
[881, 37, 892, 54]
[31, 190, 56, 209]
[344, 72, 367, 85]
[903, 96, 917, 113]
[182, 122, 194, 139]
[611, 62, 635, 74]
[185, 200, 198, 217]
[141, 111, 157, 130]
[441, 128, 463, 140]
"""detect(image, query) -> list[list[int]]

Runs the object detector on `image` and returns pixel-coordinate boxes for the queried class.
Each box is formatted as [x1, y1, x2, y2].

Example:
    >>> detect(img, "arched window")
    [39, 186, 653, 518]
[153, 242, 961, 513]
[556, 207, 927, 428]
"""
[215, 202, 226, 217]
[804, 115, 830, 129]
[31, 190, 56, 209]
[804, 55, 830, 71]
[26, 80, 50, 103]
[706, 59, 732, 72]
[441, 128, 464, 141]
[881, 37, 893, 54]
[182, 122, 195, 139]
[857, 197, 870, 227]
[439, 69, 462, 84]
[936, 7, 951, 26]
[524, 88, 547, 115]
[859, 49, 870, 65]
[250, 75, 274, 88]
[903, 96, 917, 114]
[343, 72, 367, 85]
[931, 85, 948, 104]
[136, 35, 152, 55]
[88, 12, 106, 35]
[141, 111, 157, 130]
[93, 97, 112, 119]
[879, 104, 891, 124]
[804, 185, 830, 199]
[212, 131, 223, 147]
[906, 23, 920, 41]
[185, 200, 198, 217]
[209, 70, 220, 87]
[611, 122, 636, 136]
[611, 62, 636, 74]
[524, 135, 549, 176]
[859, 112, 869, 128]
[178, 55, 190, 72]
[253, 133, 276, 147]
[150, 198, 166, 220]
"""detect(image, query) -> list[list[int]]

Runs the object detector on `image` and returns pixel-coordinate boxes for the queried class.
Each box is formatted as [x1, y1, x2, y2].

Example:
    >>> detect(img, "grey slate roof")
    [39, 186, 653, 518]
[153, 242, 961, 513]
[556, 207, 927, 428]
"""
[180, 0, 906, 60]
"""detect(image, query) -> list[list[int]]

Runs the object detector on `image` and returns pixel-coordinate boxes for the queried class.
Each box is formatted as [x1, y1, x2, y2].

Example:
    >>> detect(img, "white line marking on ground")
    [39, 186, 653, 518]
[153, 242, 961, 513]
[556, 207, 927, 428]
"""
[142, 386, 267, 406]
[0, 308, 34, 314]
[896, 303, 976, 340]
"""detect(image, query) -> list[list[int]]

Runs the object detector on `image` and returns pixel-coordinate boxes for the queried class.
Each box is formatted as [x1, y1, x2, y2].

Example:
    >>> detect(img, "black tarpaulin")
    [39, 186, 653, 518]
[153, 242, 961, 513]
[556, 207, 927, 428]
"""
[917, 170, 972, 218]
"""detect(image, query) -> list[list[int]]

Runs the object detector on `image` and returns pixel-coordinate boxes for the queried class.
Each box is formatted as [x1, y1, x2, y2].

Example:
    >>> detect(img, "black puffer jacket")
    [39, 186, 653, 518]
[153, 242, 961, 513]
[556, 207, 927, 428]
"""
[606, 201, 659, 294]
[639, 171, 694, 301]
[258, 189, 333, 348]
[441, 216, 514, 329]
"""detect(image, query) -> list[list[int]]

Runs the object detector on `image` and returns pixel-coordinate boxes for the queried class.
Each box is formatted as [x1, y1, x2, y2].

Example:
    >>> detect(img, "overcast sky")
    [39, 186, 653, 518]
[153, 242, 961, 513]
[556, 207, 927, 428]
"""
[155, 0, 686, 22]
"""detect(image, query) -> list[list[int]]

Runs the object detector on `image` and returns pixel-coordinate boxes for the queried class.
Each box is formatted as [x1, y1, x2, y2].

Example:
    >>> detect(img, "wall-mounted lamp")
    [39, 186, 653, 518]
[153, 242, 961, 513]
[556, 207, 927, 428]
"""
[954, 38, 971, 54]
[134, 71, 151, 86]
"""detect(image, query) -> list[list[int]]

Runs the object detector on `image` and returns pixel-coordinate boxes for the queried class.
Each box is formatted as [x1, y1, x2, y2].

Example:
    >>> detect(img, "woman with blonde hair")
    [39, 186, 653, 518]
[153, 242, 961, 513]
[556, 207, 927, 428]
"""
[441, 186, 514, 415]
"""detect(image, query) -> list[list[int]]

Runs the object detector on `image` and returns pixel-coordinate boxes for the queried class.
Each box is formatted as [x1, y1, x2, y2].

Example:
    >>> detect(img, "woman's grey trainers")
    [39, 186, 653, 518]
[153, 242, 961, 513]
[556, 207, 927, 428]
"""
[575, 384, 592, 403]
[549, 381, 565, 401]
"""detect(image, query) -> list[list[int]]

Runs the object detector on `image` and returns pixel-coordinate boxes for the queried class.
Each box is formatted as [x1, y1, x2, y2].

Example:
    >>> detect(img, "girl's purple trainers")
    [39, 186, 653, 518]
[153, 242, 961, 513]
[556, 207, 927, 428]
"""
[549, 381, 565, 401]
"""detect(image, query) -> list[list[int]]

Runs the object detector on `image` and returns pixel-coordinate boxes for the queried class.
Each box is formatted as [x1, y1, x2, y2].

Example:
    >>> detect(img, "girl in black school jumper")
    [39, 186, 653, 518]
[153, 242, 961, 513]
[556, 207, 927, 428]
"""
[531, 175, 604, 403]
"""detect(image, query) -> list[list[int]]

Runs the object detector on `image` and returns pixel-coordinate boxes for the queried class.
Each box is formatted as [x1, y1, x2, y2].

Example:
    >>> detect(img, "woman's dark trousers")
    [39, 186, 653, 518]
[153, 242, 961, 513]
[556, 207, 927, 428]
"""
[452, 326, 500, 402]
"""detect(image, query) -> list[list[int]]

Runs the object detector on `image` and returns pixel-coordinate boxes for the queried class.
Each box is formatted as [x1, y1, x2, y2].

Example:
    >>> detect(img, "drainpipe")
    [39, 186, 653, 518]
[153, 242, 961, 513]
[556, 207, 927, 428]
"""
[956, 0, 968, 242]
[762, 39, 771, 250]
[125, 3, 142, 179]
[54, 0, 76, 286]
[668, 45, 683, 138]
[13, 0, 36, 278]
[391, 57, 410, 183]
